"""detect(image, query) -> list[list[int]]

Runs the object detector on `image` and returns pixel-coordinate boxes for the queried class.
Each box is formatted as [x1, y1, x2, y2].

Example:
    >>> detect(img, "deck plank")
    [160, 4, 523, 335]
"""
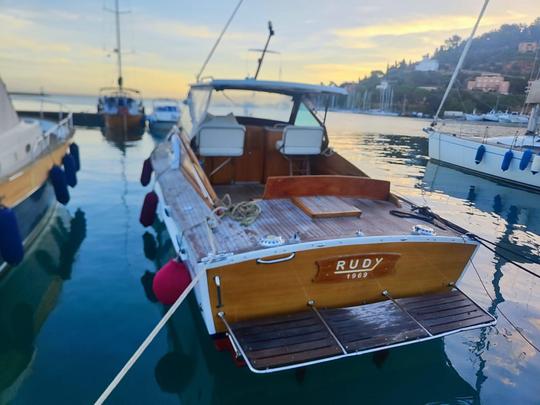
[226, 289, 493, 371]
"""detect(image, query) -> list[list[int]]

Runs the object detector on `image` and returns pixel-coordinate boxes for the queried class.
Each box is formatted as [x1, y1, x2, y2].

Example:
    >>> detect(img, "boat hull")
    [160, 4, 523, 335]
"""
[204, 239, 476, 334]
[0, 141, 70, 273]
[103, 113, 145, 139]
[0, 182, 55, 273]
[428, 130, 540, 191]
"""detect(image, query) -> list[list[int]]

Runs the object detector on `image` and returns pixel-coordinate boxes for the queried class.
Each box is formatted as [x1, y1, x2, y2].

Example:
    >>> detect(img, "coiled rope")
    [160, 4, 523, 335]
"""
[212, 194, 261, 226]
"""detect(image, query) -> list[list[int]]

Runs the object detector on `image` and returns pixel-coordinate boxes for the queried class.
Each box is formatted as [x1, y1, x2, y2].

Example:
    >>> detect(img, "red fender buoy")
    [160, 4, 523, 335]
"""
[139, 191, 158, 227]
[140, 158, 153, 187]
[152, 259, 192, 305]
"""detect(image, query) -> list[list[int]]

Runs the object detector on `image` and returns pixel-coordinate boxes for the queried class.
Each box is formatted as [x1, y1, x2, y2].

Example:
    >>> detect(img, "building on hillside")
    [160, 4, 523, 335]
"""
[466, 73, 510, 95]
[415, 55, 439, 72]
[518, 42, 538, 53]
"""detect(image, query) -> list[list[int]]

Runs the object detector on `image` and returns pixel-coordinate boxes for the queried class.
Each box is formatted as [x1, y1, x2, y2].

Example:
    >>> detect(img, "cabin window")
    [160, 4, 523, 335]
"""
[207, 90, 294, 123]
[294, 102, 321, 127]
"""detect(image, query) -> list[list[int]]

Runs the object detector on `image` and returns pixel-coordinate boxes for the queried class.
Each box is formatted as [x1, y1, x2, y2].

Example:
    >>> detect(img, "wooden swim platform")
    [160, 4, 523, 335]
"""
[220, 288, 495, 372]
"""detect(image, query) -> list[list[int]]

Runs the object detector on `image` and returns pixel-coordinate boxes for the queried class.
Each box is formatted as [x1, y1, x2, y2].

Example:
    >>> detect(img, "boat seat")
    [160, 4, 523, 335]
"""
[276, 125, 324, 155]
[197, 113, 246, 157]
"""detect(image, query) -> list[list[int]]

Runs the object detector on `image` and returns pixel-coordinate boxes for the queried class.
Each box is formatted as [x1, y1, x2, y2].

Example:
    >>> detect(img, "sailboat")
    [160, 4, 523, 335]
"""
[97, 0, 145, 139]
[427, 0, 540, 192]
[0, 77, 78, 272]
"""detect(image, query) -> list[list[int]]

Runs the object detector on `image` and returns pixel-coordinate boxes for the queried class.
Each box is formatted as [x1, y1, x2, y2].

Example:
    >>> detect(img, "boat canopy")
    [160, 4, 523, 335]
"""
[526, 80, 540, 104]
[0, 79, 19, 133]
[191, 79, 347, 97]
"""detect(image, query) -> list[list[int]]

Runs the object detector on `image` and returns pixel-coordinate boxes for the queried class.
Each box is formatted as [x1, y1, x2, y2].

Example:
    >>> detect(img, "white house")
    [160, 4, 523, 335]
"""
[415, 56, 439, 72]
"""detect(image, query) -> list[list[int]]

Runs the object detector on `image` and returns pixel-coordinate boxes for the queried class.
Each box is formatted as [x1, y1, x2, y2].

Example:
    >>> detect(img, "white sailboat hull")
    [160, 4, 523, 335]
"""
[428, 130, 540, 191]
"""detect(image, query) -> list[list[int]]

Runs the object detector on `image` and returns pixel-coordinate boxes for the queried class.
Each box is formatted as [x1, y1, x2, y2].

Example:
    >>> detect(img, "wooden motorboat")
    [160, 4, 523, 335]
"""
[0, 78, 77, 273]
[146, 79, 495, 373]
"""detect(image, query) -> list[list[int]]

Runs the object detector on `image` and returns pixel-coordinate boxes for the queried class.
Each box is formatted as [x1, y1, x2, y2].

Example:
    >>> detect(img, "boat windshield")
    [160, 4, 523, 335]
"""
[207, 90, 294, 123]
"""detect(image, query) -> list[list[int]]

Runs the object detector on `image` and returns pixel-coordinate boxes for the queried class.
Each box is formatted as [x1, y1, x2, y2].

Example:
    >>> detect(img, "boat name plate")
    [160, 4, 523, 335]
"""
[314, 253, 401, 282]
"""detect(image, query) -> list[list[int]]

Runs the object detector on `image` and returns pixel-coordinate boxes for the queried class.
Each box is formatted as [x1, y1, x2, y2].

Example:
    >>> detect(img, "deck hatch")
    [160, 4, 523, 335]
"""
[221, 288, 495, 373]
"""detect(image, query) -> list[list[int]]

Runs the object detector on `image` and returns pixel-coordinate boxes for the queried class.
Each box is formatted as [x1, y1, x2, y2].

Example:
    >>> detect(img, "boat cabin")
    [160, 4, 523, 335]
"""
[183, 80, 366, 191]
[97, 87, 144, 115]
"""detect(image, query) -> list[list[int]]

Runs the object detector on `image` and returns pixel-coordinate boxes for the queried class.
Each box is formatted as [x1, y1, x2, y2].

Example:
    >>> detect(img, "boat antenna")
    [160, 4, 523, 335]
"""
[254, 21, 275, 80]
[431, 0, 490, 126]
[195, 0, 244, 83]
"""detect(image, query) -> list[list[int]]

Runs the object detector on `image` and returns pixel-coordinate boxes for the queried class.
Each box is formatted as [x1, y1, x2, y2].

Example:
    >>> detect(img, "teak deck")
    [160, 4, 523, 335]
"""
[152, 144, 457, 264]
[224, 289, 495, 372]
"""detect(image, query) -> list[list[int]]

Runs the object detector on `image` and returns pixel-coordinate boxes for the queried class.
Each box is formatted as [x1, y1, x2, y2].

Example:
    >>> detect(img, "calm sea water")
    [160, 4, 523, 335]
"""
[1, 97, 539, 404]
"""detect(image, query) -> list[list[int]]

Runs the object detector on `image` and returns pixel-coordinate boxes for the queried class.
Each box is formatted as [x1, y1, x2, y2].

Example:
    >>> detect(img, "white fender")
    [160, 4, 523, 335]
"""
[531, 154, 540, 175]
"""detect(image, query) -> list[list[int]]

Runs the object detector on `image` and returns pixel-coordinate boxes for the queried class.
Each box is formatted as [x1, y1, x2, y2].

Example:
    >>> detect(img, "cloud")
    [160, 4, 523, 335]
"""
[334, 12, 532, 41]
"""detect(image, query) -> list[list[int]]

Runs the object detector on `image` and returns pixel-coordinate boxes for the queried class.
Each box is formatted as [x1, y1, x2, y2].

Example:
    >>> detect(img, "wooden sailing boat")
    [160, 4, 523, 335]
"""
[143, 77, 495, 373]
[97, 0, 144, 139]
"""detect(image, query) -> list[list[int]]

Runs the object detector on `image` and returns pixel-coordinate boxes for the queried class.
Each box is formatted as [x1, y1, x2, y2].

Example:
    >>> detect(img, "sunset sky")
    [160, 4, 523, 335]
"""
[0, 0, 537, 97]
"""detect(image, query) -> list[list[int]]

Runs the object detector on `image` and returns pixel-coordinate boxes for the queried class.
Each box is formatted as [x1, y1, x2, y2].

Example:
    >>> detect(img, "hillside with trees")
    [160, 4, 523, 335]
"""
[336, 18, 540, 115]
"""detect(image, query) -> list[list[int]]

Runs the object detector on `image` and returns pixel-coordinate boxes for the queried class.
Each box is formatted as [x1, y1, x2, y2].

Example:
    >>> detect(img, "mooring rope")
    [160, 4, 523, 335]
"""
[94, 267, 204, 405]
[391, 202, 540, 279]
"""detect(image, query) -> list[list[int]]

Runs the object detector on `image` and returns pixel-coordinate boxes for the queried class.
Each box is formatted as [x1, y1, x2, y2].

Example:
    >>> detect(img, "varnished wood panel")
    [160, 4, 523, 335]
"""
[201, 126, 295, 184]
[0, 143, 70, 207]
[263, 175, 391, 201]
[292, 196, 362, 218]
[263, 128, 290, 181]
[235, 126, 265, 182]
[207, 241, 476, 332]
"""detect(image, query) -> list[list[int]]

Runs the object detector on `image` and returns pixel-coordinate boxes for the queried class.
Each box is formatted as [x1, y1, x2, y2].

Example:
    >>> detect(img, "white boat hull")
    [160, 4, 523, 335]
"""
[428, 130, 540, 191]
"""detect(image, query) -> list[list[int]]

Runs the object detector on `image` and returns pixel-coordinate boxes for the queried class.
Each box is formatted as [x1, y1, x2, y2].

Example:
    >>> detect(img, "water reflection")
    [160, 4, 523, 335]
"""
[100, 127, 145, 152]
[0, 207, 86, 403]
[140, 220, 174, 304]
[422, 161, 540, 264]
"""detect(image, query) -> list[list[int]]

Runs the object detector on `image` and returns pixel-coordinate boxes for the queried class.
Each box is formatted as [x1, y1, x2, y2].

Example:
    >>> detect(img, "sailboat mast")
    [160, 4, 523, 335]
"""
[115, 0, 123, 89]
[432, 0, 489, 125]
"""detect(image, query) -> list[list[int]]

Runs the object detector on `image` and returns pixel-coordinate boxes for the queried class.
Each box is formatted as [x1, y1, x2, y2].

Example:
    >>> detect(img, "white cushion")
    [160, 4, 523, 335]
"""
[276, 126, 323, 155]
[197, 114, 246, 157]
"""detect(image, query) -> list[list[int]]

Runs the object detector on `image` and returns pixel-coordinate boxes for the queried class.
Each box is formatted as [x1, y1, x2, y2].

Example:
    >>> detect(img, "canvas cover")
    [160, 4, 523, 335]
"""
[0, 78, 19, 133]
[526, 80, 540, 104]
